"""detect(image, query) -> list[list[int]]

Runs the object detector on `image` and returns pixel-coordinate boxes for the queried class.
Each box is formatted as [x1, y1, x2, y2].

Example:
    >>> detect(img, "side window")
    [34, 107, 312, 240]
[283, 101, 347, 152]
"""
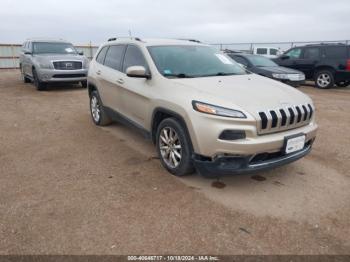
[323, 46, 347, 59]
[270, 49, 278, 55]
[286, 48, 302, 59]
[104, 45, 126, 71]
[96, 46, 109, 64]
[303, 47, 320, 59]
[232, 56, 249, 67]
[256, 48, 267, 55]
[122, 45, 147, 72]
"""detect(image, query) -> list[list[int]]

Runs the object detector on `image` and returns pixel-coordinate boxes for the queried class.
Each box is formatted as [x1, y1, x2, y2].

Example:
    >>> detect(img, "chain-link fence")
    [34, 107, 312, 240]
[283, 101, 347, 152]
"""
[0, 43, 98, 69]
[1, 40, 349, 69]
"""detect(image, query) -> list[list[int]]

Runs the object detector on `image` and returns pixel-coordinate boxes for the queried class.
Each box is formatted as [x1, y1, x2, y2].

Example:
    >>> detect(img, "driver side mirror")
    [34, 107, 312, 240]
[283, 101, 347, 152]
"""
[280, 55, 289, 60]
[24, 51, 32, 55]
[126, 66, 151, 79]
[78, 51, 84, 55]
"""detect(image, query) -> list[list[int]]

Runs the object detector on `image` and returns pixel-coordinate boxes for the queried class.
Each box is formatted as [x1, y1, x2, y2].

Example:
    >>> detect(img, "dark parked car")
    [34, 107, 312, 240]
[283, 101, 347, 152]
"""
[227, 53, 305, 87]
[273, 44, 350, 89]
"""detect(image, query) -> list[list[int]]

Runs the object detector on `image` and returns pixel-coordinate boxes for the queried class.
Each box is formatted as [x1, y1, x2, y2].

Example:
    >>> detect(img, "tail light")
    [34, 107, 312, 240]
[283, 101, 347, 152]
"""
[347, 59, 350, 71]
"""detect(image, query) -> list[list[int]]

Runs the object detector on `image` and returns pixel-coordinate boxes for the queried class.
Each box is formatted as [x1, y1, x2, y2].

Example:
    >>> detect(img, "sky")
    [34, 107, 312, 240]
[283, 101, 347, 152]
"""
[0, 0, 349, 46]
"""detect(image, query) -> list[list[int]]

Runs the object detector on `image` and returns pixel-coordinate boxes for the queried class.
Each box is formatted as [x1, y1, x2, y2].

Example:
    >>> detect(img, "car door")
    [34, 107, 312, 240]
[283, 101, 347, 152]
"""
[275, 47, 303, 70]
[97, 45, 126, 113]
[22, 42, 31, 75]
[300, 47, 321, 79]
[119, 44, 152, 128]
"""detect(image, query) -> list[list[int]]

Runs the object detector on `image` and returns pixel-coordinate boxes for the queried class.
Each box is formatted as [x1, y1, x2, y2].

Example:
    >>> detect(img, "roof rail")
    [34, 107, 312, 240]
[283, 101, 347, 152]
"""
[178, 38, 201, 43]
[108, 37, 142, 42]
[306, 42, 346, 46]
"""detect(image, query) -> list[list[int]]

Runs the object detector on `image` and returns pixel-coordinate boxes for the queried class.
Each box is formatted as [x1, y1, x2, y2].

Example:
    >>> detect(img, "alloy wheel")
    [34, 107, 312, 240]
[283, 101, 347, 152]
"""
[159, 127, 182, 168]
[317, 73, 331, 88]
[91, 96, 101, 123]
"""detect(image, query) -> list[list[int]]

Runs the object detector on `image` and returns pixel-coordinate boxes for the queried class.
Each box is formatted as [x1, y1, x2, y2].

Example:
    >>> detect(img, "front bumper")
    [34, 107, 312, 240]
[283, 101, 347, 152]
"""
[37, 68, 88, 82]
[193, 140, 314, 177]
[279, 79, 305, 87]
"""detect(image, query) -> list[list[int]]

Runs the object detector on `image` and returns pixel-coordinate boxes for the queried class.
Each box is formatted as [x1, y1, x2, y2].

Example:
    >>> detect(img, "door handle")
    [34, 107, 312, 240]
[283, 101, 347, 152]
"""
[116, 78, 124, 84]
[96, 70, 101, 75]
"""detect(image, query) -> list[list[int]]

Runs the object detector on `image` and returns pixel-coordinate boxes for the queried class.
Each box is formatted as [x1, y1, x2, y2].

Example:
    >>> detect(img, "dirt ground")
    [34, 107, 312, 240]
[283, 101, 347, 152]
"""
[0, 70, 349, 255]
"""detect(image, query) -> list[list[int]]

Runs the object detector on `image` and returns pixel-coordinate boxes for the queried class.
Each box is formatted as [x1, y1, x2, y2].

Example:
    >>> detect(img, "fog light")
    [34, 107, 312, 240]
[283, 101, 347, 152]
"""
[219, 130, 246, 140]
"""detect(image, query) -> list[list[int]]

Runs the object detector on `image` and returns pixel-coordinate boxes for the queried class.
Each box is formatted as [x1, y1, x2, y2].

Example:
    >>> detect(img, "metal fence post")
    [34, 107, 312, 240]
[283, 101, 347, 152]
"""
[89, 41, 93, 60]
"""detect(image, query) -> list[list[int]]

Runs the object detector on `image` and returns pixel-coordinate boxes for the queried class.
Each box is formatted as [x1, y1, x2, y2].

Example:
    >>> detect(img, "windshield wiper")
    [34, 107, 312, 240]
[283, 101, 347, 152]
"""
[164, 73, 194, 78]
[197, 72, 237, 77]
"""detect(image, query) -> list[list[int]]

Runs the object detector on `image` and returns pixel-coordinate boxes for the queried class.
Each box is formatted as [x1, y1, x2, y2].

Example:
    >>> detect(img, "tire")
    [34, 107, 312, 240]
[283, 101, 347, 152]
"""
[81, 81, 87, 88]
[156, 118, 195, 176]
[20, 66, 31, 83]
[89, 90, 112, 126]
[32, 68, 46, 91]
[336, 81, 349, 88]
[314, 70, 334, 89]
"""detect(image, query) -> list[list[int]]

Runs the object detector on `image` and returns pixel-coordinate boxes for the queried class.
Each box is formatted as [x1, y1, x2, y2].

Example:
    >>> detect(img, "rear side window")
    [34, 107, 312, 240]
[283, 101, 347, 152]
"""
[323, 46, 347, 59]
[303, 47, 320, 59]
[256, 48, 267, 55]
[96, 46, 108, 64]
[122, 45, 147, 72]
[104, 45, 126, 71]
[232, 56, 249, 67]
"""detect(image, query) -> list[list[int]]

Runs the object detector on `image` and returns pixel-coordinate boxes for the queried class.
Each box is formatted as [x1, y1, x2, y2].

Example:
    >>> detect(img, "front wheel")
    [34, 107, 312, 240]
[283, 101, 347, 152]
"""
[315, 70, 334, 89]
[156, 118, 195, 176]
[81, 80, 87, 88]
[90, 90, 112, 126]
[32, 68, 46, 91]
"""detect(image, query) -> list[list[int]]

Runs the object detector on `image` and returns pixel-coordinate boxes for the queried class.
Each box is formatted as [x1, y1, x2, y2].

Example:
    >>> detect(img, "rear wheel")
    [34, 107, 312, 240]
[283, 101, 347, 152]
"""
[90, 90, 112, 126]
[20, 66, 30, 83]
[32, 68, 46, 91]
[156, 118, 195, 176]
[314, 70, 334, 89]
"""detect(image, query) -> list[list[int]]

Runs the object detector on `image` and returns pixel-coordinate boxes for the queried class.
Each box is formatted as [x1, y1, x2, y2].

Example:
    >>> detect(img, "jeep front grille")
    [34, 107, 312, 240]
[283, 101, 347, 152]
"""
[257, 104, 313, 134]
[53, 61, 82, 70]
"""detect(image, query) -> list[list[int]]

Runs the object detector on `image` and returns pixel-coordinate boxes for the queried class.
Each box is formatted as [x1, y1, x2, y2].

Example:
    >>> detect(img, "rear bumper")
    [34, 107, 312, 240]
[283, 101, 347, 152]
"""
[193, 140, 314, 177]
[335, 71, 350, 83]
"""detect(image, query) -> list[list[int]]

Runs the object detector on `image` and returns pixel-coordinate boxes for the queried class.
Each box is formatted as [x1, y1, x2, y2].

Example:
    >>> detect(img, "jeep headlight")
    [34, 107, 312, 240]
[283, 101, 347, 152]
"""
[192, 101, 246, 118]
[272, 73, 288, 79]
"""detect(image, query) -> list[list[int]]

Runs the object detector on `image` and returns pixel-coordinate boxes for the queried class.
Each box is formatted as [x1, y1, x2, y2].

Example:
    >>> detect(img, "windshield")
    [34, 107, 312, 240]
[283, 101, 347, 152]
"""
[147, 45, 247, 78]
[33, 42, 77, 54]
[248, 55, 278, 67]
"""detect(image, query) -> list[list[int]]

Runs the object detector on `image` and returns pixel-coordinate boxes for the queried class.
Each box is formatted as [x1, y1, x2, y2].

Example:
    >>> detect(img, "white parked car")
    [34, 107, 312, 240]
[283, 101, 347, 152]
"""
[252, 47, 283, 58]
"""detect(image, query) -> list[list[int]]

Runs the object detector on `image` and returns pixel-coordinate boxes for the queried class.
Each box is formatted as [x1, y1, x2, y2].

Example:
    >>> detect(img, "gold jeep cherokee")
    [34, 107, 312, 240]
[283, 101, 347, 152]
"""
[87, 37, 318, 177]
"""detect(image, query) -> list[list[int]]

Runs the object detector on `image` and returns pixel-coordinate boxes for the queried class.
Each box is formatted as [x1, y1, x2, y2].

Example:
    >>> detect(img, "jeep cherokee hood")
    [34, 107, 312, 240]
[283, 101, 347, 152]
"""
[172, 74, 312, 117]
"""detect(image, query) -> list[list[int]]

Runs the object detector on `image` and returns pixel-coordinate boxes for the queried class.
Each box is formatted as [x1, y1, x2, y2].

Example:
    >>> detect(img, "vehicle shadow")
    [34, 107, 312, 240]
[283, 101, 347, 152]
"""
[44, 82, 85, 92]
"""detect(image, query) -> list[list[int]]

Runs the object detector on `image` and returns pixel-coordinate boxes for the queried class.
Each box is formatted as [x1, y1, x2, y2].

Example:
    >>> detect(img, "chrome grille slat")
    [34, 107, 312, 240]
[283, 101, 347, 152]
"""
[53, 61, 83, 70]
[258, 103, 313, 135]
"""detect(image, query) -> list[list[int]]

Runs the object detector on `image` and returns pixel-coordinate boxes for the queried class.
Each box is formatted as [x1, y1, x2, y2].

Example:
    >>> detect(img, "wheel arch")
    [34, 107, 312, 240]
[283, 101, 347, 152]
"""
[88, 82, 98, 98]
[314, 66, 335, 78]
[151, 107, 194, 151]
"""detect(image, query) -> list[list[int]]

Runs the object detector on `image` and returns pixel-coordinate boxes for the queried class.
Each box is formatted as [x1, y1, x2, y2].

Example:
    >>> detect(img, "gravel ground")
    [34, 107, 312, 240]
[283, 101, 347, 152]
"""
[0, 70, 349, 254]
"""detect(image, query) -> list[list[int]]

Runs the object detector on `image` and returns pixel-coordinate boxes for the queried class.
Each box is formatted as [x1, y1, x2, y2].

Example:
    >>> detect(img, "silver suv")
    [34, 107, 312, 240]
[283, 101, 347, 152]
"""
[19, 39, 89, 91]
[87, 38, 318, 177]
